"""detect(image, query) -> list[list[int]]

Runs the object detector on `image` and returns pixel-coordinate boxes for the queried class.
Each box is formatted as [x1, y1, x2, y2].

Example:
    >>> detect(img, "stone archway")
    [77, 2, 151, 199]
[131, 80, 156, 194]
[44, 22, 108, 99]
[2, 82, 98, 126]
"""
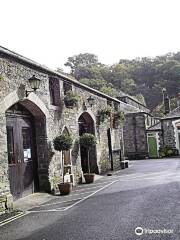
[78, 112, 98, 174]
[5, 99, 48, 199]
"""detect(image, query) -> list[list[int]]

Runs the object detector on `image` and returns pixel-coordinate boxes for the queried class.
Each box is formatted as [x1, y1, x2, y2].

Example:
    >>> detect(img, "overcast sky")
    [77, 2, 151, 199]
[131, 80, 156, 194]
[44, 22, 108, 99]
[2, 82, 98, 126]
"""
[1, 0, 180, 71]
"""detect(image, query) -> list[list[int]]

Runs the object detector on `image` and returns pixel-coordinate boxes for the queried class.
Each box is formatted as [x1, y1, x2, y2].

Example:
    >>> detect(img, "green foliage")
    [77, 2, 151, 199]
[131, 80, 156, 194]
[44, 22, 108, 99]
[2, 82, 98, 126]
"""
[159, 145, 178, 157]
[64, 53, 99, 77]
[100, 86, 118, 97]
[0, 75, 4, 81]
[80, 78, 107, 90]
[63, 51, 180, 110]
[53, 134, 73, 152]
[99, 106, 112, 118]
[114, 110, 124, 122]
[98, 106, 113, 124]
[113, 110, 125, 128]
[79, 133, 97, 149]
[121, 78, 137, 95]
[64, 91, 80, 108]
[152, 97, 178, 117]
[135, 93, 146, 106]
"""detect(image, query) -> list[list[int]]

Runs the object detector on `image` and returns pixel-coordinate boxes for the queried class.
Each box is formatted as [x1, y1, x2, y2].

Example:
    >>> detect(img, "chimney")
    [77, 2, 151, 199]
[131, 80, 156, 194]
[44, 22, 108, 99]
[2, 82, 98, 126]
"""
[162, 88, 170, 114]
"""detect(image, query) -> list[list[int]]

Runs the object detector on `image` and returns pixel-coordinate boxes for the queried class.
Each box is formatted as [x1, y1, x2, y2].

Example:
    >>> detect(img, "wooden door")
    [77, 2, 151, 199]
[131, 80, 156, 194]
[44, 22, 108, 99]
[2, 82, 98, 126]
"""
[7, 115, 36, 200]
[148, 135, 158, 158]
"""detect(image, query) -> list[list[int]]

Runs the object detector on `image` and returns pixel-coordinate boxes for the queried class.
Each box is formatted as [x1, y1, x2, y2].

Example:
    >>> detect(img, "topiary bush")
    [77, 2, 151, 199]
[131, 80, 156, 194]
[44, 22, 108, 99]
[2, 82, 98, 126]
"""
[53, 134, 73, 152]
[53, 134, 73, 183]
[79, 133, 96, 149]
[79, 133, 97, 173]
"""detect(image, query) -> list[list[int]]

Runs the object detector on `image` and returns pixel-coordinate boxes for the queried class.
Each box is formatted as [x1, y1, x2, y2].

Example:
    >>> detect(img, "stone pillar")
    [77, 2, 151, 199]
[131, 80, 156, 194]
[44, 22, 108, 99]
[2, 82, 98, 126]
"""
[0, 113, 13, 213]
[35, 117, 51, 192]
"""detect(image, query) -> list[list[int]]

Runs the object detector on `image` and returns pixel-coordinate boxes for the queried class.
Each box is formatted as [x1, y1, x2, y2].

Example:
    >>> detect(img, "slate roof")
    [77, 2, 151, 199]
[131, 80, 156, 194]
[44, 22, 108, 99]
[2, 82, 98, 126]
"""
[118, 91, 147, 108]
[147, 121, 162, 131]
[162, 106, 180, 120]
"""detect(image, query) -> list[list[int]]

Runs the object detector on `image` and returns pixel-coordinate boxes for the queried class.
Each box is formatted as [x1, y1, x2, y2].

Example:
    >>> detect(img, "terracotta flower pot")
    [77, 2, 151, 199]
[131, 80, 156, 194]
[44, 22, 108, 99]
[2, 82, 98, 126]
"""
[84, 173, 95, 184]
[58, 182, 72, 195]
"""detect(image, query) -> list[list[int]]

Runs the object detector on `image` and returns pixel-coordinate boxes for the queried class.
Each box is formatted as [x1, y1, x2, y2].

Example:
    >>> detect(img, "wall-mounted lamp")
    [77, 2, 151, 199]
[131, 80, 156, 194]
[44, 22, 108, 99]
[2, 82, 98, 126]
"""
[87, 96, 95, 107]
[26, 75, 41, 97]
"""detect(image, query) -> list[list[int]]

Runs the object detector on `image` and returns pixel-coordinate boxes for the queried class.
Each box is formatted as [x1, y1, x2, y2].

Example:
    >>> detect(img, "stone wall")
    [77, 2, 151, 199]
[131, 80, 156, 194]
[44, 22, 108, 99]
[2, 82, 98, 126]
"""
[161, 120, 176, 148]
[0, 53, 142, 212]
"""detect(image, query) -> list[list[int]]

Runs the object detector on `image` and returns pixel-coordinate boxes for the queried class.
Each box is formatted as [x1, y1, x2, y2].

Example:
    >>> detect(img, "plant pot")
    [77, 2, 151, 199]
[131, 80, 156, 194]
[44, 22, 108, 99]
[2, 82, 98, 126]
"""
[84, 173, 95, 184]
[58, 182, 72, 195]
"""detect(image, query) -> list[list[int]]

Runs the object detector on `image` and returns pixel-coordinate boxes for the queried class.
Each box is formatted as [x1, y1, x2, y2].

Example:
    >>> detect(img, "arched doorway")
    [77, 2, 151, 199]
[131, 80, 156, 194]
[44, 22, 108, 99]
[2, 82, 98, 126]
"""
[78, 112, 98, 174]
[6, 102, 42, 199]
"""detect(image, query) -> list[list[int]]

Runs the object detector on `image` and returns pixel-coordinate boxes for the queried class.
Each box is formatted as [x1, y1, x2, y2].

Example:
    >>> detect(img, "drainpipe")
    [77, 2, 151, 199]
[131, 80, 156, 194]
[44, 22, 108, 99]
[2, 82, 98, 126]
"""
[107, 128, 113, 171]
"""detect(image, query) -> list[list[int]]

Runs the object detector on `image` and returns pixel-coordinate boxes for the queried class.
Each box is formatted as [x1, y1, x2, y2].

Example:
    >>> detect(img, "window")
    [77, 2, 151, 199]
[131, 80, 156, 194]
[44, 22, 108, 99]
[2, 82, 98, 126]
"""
[114, 102, 119, 111]
[63, 82, 72, 95]
[49, 77, 60, 106]
[146, 115, 150, 126]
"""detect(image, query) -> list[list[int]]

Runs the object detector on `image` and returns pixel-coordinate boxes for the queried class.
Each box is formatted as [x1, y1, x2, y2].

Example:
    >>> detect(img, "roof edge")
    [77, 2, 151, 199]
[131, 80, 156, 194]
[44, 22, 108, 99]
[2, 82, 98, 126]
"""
[0, 46, 146, 111]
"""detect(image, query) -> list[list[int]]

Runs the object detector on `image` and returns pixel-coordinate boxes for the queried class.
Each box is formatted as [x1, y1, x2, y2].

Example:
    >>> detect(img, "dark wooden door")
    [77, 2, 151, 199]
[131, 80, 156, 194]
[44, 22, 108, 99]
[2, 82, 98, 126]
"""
[6, 114, 36, 200]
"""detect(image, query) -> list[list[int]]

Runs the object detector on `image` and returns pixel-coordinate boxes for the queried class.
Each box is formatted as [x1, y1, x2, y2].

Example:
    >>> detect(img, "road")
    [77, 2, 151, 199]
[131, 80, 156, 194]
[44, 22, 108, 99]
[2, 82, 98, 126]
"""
[1, 158, 180, 240]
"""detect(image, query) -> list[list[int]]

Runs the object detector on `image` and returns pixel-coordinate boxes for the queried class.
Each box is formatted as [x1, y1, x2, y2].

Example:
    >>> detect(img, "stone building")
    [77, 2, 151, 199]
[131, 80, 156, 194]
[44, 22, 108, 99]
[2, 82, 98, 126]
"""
[0, 46, 146, 213]
[147, 90, 180, 158]
[147, 105, 180, 158]
[123, 112, 159, 159]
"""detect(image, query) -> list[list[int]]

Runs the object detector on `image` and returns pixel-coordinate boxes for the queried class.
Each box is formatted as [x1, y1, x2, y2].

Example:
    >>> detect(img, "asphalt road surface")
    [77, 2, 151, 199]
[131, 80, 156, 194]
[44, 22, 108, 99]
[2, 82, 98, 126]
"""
[1, 158, 180, 240]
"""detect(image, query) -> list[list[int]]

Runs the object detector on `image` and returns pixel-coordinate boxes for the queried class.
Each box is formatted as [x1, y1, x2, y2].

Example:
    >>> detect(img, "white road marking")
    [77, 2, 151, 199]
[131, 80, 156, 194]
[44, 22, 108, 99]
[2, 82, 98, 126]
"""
[0, 212, 29, 227]
[39, 198, 82, 207]
[0, 169, 175, 223]
[64, 180, 118, 211]
[27, 172, 175, 212]
[26, 180, 118, 213]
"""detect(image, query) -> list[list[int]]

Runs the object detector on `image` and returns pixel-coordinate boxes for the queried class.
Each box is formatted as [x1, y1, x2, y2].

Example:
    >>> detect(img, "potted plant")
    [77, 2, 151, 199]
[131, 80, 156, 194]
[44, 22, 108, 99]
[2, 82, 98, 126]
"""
[53, 134, 73, 195]
[113, 110, 125, 128]
[98, 106, 112, 123]
[79, 133, 97, 184]
[64, 91, 79, 108]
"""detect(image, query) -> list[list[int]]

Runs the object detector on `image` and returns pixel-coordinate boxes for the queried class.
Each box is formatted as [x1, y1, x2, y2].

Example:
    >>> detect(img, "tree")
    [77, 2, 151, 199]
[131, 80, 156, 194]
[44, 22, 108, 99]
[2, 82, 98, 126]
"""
[64, 53, 99, 75]
[62, 51, 180, 111]
[121, 78, 137, 95]
[79, 78, 107, 91]
[53, 134, 73, 183]
[100, 86, 118, 97]
[134, 93, 146, 106]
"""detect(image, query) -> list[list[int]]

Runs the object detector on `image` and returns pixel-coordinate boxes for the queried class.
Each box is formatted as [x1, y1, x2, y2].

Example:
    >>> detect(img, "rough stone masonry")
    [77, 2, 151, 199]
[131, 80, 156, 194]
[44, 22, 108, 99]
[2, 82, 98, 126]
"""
[0, 46, 148, 213]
